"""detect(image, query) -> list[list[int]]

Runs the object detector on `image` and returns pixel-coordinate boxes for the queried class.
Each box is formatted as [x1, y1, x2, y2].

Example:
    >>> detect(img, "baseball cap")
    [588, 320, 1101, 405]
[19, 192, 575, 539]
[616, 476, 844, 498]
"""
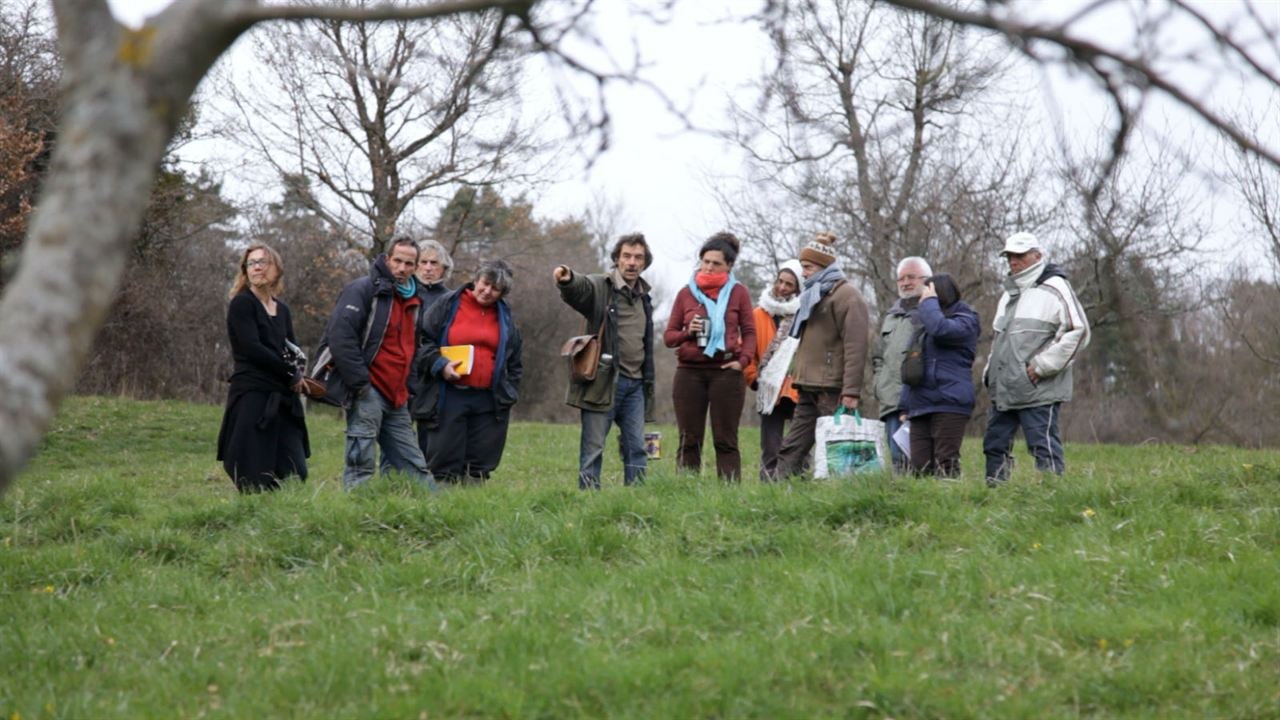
[1000, 231, 1040, 256]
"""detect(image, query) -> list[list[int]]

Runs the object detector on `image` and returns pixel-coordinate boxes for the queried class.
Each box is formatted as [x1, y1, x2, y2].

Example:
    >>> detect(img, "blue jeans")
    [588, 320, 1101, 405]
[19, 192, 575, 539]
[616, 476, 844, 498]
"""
[578, 375, 647, 489]
[882, 412, 908, 472]
[982, 402, 1064, 483]
[344, 386, 437, 491]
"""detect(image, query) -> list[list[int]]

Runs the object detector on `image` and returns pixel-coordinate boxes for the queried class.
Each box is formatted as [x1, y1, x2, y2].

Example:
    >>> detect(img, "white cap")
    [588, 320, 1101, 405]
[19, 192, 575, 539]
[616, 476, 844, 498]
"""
[778, 259, 804, 284]
[1000, 231, 1040, 256]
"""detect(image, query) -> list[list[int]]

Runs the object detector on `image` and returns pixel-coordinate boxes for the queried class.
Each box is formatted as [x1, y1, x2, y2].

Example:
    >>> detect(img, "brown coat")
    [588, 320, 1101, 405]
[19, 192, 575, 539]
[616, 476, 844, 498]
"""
[790, 281, 870, 397]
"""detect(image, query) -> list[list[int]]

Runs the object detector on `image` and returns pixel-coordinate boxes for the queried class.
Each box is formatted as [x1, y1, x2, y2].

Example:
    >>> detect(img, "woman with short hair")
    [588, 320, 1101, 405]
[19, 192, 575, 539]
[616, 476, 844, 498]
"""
[663, 232, 757, 481]
[216, 244, 310, 492]
[898, 273, 980, 477]
[414, 259, 523, 484]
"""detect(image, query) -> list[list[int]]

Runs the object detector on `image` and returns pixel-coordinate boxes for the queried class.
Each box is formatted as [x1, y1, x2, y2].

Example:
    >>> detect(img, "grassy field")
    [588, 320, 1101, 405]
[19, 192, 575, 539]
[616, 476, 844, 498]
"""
[2, 396, 1279, 718]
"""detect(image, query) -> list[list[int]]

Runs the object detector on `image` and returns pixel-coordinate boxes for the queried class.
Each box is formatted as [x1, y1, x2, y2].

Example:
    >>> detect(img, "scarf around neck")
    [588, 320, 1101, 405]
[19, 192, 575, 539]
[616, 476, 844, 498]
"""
[395, 276, 417, 299]
[687, 271, 738, 357]
[758, 287, 800, 318]
[789, 264, 846, 338]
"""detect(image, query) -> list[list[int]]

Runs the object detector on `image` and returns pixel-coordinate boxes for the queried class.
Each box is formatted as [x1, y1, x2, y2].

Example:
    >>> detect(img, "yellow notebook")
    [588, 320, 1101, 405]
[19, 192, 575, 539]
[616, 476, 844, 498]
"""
[440, 345, 475, 375]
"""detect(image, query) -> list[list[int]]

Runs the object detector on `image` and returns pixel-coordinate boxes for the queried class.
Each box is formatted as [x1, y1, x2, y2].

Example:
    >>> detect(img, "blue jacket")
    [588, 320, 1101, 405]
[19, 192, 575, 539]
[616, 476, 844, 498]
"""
[899, 297, 980, 418]
[410, 284, 523, 424]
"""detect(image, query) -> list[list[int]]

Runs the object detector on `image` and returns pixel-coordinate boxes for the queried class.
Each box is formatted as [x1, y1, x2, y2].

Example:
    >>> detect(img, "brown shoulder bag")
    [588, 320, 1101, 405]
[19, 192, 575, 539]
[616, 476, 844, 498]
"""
[560, 319, 606, 383]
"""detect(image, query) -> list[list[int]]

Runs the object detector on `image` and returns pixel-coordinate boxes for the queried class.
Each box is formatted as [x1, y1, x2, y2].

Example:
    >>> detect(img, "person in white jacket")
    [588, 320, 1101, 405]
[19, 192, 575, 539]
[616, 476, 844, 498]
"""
[982, 232, 1090, 487]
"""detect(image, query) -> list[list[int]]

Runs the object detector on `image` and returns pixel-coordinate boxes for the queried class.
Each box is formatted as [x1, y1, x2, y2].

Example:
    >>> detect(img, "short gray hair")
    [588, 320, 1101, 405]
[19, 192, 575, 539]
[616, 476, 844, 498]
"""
[418, 239, 454, 279]
[896, 256, 933, 277]
[475, 258, 514, 296]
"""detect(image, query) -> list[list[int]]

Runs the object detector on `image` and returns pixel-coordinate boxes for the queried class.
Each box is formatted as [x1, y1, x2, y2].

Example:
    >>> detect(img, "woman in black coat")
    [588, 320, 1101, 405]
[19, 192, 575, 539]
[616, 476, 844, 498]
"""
[216, 244, 310, 492]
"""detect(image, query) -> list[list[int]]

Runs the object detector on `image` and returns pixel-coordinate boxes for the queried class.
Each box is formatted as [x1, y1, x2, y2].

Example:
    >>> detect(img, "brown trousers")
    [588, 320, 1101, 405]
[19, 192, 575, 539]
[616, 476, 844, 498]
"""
[909, 412, 970, 477]
[773, 387, 842, 480]
[672, 366, 746, 480]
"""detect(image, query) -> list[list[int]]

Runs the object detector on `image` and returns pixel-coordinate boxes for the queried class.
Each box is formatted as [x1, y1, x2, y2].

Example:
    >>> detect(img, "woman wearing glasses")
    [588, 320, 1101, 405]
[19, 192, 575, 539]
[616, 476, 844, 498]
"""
[216, 244, 311, 492]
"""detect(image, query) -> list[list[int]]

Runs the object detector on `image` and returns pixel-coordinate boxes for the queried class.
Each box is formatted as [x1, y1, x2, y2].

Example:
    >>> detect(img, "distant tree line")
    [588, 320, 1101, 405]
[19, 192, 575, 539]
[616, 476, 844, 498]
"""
[2, 0, 1278, 495]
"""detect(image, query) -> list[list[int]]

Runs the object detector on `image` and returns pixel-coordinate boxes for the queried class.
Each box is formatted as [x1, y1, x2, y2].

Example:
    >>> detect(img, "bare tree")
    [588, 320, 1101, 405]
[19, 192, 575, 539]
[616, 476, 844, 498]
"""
[1059, 139, 1213, 440]
[729, 0, 1048, 304]
[217, 1, 544, 257]
[1219, 111, 1280, 369]
[0, 0, 622, 491]
[873, 0, 1280, 180]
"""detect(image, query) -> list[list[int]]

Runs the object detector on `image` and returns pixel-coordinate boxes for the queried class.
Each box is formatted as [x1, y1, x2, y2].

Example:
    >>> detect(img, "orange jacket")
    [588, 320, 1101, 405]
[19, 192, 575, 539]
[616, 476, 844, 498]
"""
[743, 306, 798, 404]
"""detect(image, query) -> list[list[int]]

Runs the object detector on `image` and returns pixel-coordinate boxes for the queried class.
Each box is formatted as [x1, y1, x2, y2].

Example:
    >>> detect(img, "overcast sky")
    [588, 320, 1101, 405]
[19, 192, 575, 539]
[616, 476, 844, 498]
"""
[105, 0, 1277, 305]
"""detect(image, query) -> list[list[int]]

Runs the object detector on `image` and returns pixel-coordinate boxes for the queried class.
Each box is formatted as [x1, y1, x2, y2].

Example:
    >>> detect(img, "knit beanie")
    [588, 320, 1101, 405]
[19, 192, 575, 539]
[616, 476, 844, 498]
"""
[799, 232, 838, 268]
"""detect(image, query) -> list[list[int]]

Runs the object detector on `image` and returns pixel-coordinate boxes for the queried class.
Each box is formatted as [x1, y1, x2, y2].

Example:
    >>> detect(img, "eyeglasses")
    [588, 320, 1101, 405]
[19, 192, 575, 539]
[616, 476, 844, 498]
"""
[897, 274, 926, 281]
[246, 259, 272, 268]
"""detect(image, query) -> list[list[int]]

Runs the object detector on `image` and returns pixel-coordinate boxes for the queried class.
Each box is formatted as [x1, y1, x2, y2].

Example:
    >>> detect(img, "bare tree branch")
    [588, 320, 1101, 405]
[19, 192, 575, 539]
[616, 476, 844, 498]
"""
[227, 0, 532, 26]
[877, 0, 1280, 169]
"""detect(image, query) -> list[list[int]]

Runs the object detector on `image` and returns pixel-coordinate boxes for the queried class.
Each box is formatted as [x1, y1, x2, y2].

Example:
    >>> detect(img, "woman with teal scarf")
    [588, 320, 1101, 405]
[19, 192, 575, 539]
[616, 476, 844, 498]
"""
[663, 232, 757, 480]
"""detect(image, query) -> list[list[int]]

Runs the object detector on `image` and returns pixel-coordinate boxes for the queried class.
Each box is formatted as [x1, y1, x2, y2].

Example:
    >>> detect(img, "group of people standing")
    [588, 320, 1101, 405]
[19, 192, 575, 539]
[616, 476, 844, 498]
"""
[217, 237, 521, 492]
[870, 232, 1091, 485]
[216, 227, 1089, 494]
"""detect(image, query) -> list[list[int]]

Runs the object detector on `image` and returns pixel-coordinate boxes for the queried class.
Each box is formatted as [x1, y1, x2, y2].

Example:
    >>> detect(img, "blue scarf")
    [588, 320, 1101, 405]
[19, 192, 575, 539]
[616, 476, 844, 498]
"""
[395, 276, 417, 299]
[790, 264, 846, 338]
[686, 272, 738, 357]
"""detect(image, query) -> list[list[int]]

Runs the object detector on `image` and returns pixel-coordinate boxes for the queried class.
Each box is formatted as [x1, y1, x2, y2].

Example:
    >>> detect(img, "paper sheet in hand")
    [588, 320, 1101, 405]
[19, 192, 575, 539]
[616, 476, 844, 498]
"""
[892, 420, 910, 454]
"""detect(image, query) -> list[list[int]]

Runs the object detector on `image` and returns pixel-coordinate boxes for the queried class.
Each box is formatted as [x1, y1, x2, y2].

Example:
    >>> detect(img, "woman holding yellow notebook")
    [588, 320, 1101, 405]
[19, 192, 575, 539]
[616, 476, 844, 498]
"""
[412, 259, 523, 484]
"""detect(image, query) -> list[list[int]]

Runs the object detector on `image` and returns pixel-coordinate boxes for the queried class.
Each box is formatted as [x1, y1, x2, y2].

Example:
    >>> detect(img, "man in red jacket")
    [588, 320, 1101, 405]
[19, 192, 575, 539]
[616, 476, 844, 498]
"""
[322, 236, 435, 491]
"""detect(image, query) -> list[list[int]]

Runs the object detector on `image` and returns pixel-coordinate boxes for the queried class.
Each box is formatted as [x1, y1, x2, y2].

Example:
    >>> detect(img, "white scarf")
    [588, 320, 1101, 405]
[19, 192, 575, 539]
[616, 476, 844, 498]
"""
[758, 287, 800, 318]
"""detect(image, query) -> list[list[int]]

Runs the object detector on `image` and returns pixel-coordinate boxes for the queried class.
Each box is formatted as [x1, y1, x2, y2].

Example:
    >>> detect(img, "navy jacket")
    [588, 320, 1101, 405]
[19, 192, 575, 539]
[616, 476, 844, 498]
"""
[410, 284, 523, 425]
[899, 297, 981, 418]
[319, 255, 417, 403]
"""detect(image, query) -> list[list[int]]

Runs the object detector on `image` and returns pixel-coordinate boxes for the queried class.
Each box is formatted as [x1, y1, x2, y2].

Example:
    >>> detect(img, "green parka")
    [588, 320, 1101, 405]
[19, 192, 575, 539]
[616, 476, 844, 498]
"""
[557, 270, 656, 421]
[870, 297, 918, 419]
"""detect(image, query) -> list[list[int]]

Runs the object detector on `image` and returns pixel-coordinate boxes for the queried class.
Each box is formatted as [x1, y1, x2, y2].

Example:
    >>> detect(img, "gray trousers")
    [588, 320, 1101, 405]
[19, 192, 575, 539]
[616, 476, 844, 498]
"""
[343, 386, 436, 491]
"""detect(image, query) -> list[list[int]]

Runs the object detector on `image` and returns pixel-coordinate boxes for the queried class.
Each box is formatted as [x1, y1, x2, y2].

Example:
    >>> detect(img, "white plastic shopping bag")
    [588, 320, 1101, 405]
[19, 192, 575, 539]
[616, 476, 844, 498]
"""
[813, 407, 887, 479]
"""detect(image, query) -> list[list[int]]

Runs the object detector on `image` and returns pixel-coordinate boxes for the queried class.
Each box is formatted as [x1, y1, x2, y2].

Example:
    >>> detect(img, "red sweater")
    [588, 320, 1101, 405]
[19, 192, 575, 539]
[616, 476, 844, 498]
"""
[447, 289, 501, 389]
[369, 292, 421, 408]
[663, 284, 756, 368]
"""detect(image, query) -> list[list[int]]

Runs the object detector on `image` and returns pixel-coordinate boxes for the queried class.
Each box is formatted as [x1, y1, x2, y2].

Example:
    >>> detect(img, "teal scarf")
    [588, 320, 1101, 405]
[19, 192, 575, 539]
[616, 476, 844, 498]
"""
[395, 276, 417, 299]
[686, 272, 738, 357]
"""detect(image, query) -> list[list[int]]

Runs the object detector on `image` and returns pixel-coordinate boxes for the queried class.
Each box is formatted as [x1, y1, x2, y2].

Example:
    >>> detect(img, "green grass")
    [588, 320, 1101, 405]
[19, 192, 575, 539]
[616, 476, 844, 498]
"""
[3, 396, 1280, 718]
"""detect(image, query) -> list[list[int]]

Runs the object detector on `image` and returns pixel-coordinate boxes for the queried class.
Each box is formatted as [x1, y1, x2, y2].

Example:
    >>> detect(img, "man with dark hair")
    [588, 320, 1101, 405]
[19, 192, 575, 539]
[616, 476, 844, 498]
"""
[321, 236, 436, 490]
[553, 233, 656, 489]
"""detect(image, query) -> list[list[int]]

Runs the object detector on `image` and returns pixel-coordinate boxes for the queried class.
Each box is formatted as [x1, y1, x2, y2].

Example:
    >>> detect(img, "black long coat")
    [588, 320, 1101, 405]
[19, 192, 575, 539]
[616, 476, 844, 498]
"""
[216, 289, 310, 492]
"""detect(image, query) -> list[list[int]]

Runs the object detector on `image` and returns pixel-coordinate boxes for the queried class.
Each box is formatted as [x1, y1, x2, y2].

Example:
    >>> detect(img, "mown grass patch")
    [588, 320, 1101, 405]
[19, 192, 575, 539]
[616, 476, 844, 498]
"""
[2, 396, 1279, 718]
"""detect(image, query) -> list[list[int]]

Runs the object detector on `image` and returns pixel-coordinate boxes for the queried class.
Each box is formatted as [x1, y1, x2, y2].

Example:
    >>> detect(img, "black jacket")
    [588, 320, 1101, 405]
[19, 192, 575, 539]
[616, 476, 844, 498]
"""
[319, 255, 420, 402]
[410, 285, 523, 425]
[217, 290, 309, 461]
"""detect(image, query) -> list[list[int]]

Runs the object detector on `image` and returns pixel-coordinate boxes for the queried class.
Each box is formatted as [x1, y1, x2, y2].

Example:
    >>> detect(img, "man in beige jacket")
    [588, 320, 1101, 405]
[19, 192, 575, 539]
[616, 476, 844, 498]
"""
[771, 232, 871, 479]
